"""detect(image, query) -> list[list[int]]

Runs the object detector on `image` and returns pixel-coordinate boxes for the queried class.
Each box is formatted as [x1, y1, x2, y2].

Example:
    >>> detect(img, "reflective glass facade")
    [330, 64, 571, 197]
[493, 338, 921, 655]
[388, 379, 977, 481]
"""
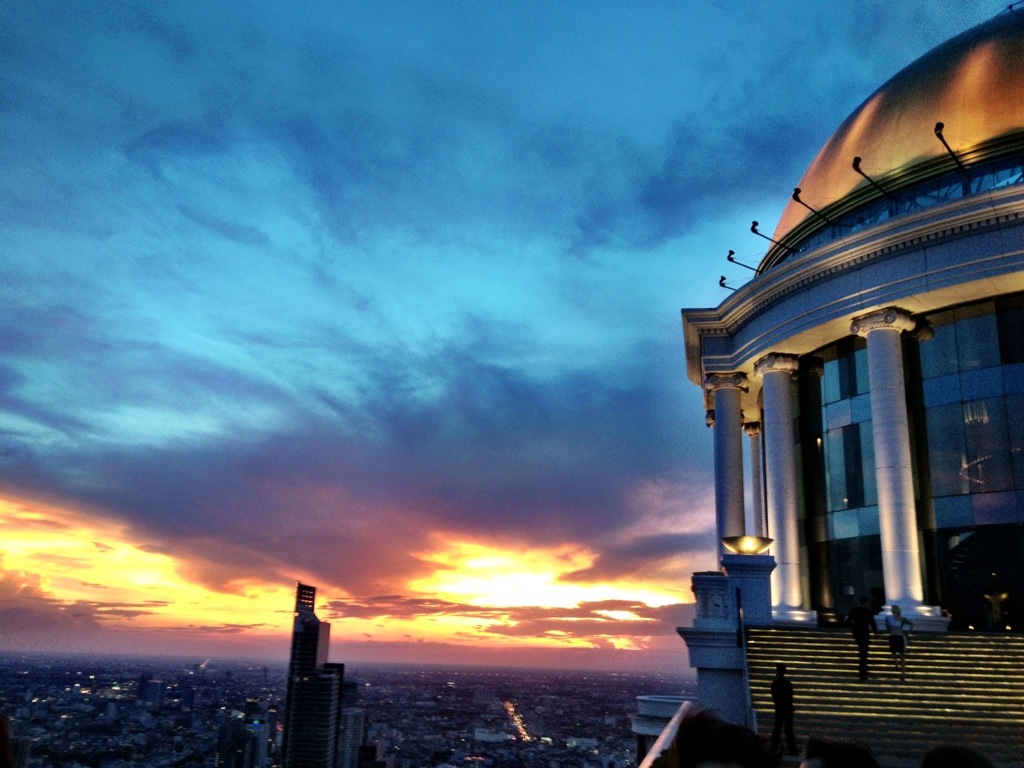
[802, 294, 1024, 628]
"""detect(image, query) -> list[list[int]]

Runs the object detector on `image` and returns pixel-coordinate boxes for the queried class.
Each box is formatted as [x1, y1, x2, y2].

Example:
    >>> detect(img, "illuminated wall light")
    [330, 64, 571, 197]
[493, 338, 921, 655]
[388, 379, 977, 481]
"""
[720, 536, 774, 555]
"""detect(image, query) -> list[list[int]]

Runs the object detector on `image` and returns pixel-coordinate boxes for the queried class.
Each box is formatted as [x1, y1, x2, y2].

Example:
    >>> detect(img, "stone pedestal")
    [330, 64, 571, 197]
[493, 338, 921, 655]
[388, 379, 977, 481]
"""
[722, 554, 775, 627]
[677, 558, 778, 729]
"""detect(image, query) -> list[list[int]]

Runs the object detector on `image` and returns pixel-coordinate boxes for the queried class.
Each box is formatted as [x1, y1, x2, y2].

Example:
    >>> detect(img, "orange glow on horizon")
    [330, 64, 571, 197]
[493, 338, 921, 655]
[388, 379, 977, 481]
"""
[0, 494, 690, 657]
[0, 496, 295, 635]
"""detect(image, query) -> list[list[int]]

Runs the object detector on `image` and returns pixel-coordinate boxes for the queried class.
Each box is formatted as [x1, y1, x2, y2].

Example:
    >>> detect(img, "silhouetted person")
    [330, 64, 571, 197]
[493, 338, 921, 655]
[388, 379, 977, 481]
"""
[920, 745, 994, 768]
[847, 596, 877, 680]
[770, 664, 797, 756]
[800, 736, 880, 768]
[674, 709, 778, 768]
[884, 605, 913, 681]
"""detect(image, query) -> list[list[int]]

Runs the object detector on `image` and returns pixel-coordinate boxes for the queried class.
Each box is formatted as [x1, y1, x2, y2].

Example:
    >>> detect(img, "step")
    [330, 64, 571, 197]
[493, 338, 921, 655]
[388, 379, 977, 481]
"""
[745, 627, 1024, 765]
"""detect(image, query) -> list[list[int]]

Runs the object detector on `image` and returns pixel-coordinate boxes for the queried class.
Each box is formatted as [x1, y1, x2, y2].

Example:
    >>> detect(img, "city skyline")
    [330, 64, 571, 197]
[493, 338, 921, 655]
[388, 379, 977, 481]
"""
[0, 2, 995, 670]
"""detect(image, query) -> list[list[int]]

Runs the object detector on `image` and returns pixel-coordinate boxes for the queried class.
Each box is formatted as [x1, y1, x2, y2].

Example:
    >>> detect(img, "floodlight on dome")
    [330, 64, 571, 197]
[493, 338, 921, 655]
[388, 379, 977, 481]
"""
[726, 249, 759, 273]
[750, 221, 797, 254]
[935, 121, 970, 195]
[852, 156, 896, 201]
[792, 188, 836, 226]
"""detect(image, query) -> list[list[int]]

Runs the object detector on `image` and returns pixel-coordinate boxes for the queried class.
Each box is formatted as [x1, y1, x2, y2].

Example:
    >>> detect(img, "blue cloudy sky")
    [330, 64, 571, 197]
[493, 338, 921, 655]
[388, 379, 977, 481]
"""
[0, 2, 995, 666]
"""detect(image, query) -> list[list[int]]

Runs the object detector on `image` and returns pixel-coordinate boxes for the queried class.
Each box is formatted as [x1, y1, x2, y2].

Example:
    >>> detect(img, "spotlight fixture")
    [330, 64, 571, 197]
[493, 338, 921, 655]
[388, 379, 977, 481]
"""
[792, 187, 836, 226]
[852, 156, 896, 201]
[750, 221, 797, 254]
[726, 249, 759, 273]
[934, 121, 970, 195]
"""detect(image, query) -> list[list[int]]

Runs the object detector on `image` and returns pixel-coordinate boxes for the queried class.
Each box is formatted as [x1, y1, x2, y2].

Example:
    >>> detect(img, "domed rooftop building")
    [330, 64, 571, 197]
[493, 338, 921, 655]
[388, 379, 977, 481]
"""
[682, 6, 1024, 630]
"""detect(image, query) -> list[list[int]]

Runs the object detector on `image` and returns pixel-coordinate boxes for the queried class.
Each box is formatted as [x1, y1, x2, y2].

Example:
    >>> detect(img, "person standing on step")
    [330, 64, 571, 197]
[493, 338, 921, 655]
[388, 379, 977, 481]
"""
[847, 596, 877, 680]
[770, 664, 798, 757]
[884, 605, 913, 681]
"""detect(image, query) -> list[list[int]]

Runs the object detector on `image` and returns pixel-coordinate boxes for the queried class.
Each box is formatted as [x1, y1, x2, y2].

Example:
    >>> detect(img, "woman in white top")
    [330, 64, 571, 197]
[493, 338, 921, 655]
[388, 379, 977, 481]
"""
[884, 605, 914, 681]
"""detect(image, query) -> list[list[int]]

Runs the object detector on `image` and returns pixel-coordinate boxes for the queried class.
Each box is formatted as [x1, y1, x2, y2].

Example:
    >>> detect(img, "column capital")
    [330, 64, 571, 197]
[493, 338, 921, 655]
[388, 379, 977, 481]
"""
[753, 353, 800, 377]
[850, 307, 915, 337]
[743, 422, 761, 438]
[704, 372, 748, 394]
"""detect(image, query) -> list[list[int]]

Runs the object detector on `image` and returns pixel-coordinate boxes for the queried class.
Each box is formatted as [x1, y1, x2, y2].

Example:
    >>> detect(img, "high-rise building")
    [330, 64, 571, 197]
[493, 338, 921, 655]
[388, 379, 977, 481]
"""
[281, 583, 348, 768]
[337, 707, 366, 768]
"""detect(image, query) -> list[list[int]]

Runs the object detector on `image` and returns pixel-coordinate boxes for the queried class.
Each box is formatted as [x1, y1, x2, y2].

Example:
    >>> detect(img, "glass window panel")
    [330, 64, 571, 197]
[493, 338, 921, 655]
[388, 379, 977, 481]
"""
[971, 491, 1023, 525]
[963, 397, 1013, 493]
[923, 373, 962, 407]
[838, 353, 856, 401]
[919, 318, 958, 378]
[844, 424, 865, 509]
[857, 507, 880, 536]
[996, 297, 1024, 365]
[831, 510, 860, 540]
[955, 305, 999, 371]
[1008, 393, 1024, 489]
[823, 358, 841, 404]
[853, 346, 870, 396]
[850, 393, 872, 424]
[1003, 364, 1024, 395]
[927, 404, 969, 497]
[860, 421, 877, 507]
[960, 367, 1004, 400]
[825, 428, 847, 512]
[825, 400, 852, 431]
[932, 495, 973, 529]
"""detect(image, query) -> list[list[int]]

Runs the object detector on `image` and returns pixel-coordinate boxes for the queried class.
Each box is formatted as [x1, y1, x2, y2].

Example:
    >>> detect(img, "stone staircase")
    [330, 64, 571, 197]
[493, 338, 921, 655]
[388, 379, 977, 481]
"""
[746, 627, 1024, 766]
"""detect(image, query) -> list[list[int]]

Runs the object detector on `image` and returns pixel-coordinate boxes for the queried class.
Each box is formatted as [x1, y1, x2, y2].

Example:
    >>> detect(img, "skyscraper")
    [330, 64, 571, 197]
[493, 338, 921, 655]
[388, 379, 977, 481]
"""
[281, 583, 347, 768]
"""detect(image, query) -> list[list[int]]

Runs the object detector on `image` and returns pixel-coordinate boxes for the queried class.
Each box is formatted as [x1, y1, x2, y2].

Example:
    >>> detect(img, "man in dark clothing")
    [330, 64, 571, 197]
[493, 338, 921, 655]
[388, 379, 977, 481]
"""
[770, 663, 797, 756]
[848, 596, 877, 680]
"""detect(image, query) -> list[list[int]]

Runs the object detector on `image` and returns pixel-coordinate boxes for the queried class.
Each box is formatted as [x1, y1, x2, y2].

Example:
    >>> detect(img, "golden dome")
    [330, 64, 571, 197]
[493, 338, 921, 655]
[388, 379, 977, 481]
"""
[770, 8, 1024, 251]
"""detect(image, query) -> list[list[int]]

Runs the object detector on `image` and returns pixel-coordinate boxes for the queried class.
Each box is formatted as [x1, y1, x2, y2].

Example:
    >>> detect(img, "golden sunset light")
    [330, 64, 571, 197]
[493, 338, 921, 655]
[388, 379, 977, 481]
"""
[0, 495, 293, 635]
[408, 538, 686, 610]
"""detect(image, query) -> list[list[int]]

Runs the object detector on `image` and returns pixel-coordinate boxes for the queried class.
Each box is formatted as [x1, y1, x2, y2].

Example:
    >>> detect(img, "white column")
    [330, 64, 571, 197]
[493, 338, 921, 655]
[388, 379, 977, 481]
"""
[754, 353, 810, 622]
[744, 423, 765, 537]
[851, 308, 937, 619]
[704, 373, 747, 559]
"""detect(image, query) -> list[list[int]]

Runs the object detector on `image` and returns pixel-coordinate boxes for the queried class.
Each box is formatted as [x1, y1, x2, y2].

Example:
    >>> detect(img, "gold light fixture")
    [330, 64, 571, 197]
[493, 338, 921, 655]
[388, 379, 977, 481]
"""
[721, 535, 774, 555]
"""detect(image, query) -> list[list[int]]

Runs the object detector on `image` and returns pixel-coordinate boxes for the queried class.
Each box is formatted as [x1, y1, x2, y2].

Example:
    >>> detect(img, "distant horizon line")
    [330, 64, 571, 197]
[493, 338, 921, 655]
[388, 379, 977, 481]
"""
[0, 647, 695, 679]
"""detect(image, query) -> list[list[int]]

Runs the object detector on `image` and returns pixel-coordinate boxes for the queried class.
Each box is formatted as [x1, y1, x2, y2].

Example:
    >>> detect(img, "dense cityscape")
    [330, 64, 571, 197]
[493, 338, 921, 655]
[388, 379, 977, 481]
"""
[0, 653, 691, 768]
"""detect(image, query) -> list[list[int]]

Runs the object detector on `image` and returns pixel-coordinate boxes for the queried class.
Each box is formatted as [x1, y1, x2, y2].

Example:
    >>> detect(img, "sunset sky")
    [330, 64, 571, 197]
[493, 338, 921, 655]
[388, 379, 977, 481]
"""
[0, 2, 993, 671]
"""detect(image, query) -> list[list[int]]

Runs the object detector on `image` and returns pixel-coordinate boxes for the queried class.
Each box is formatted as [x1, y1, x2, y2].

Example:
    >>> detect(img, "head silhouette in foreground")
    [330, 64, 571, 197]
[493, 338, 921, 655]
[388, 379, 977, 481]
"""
[799, 736, 880, 768]
[673, 710, 778, 768]
[919, 745, 994, 768]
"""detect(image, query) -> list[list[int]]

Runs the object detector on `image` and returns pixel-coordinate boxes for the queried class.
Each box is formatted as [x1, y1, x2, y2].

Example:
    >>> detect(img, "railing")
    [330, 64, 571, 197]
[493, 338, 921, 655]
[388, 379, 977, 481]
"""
[636, 698, 696, 768]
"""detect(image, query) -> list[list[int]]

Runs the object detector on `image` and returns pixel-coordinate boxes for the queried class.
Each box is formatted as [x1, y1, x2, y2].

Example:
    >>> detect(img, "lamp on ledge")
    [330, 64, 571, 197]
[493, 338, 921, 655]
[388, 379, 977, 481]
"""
[720, 536, 773, 555]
